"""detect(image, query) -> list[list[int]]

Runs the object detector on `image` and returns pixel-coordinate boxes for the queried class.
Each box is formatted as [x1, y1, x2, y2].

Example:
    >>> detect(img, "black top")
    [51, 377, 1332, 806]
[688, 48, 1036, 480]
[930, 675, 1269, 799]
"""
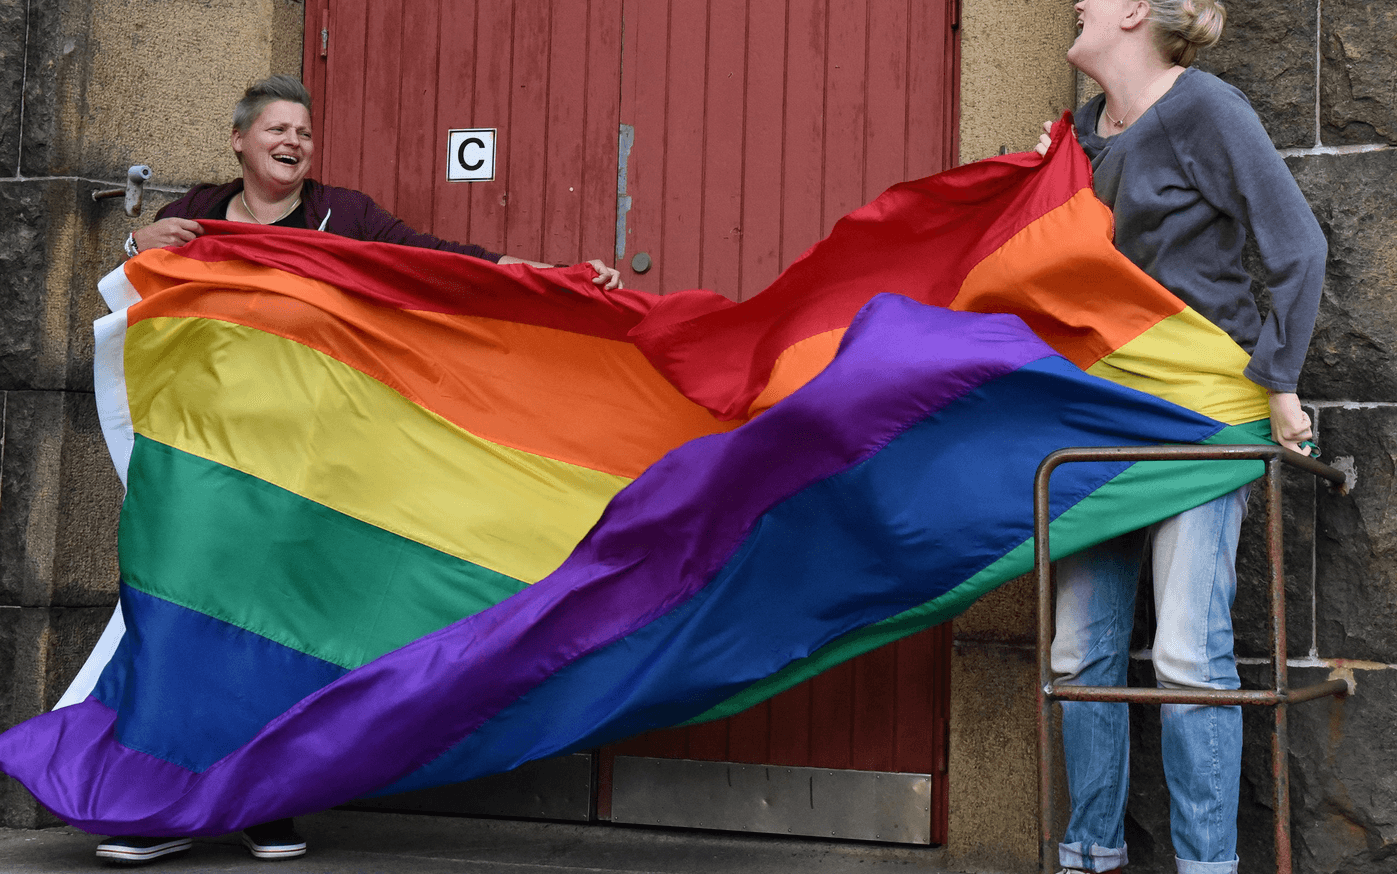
[212, 191, 309, 229]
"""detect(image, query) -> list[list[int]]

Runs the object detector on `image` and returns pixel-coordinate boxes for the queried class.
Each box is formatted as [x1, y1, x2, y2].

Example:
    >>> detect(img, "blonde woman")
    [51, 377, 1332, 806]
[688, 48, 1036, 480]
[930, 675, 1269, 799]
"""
[1034, 2, 1326, 873]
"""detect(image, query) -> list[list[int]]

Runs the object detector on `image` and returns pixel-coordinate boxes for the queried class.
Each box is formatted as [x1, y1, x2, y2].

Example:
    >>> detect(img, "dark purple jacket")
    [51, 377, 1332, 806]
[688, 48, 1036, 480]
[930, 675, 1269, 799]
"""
[156, 178, 503, 262]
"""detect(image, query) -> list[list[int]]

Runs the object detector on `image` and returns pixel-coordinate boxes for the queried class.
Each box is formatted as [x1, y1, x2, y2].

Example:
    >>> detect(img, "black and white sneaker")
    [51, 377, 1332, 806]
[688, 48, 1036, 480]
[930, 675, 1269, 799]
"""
[241, 818, 307, 860]
[94, 835, 193, 864]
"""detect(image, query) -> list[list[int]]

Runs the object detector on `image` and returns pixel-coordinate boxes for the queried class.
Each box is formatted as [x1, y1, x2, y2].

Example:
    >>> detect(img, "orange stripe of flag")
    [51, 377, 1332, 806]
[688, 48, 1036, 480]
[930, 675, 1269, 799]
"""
[127, 260, 734, 478]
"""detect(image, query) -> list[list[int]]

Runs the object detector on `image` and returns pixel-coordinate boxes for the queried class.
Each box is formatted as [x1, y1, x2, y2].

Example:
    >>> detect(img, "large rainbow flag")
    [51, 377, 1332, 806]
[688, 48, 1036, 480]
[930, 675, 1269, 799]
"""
[0, 118, 1272, 835]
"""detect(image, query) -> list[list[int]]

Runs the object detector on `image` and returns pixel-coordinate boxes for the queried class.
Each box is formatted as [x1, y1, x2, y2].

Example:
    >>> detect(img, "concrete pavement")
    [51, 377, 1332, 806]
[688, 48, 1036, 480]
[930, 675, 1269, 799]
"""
[0, 809, 972, 873]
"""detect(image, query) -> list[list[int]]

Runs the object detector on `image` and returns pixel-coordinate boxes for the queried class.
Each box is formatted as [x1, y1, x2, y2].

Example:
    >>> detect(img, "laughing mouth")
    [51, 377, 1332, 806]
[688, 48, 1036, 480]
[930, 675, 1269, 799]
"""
[273, 155, 299, 165]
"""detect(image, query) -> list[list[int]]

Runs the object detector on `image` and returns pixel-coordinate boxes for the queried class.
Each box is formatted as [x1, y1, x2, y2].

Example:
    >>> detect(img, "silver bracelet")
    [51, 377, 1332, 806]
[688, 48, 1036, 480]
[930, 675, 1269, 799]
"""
[124, 233, 139, 258]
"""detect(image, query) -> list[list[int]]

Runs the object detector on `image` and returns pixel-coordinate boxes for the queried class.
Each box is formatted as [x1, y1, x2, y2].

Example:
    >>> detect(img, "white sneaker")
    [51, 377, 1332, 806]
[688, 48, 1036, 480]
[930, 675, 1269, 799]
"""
[94, 835, 193, 864]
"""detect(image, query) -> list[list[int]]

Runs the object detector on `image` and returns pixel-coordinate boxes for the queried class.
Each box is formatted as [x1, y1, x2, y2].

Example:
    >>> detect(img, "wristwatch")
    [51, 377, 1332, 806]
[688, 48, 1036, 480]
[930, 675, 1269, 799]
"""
[124, 233, 139, 258]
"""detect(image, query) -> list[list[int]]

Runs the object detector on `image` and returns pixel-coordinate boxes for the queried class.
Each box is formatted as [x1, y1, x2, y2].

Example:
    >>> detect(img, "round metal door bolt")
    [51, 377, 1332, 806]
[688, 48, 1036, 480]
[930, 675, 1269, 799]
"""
[631, 252, 652, 273]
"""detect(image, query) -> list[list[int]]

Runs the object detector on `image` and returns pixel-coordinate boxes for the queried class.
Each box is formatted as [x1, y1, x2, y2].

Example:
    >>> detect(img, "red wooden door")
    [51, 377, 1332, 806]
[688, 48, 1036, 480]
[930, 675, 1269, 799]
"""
[304, 0, 959, 844]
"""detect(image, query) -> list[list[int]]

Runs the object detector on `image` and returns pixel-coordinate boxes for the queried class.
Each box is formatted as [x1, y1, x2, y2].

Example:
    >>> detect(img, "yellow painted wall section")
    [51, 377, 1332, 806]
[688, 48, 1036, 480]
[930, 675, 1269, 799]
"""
[952, 1, 1078, 870]
[960, 0, 1079, 164]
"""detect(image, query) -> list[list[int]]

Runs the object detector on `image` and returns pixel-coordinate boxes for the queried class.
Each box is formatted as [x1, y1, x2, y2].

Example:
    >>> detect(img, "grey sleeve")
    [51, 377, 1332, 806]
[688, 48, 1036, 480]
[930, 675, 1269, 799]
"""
[1161, 85, 1327, 393]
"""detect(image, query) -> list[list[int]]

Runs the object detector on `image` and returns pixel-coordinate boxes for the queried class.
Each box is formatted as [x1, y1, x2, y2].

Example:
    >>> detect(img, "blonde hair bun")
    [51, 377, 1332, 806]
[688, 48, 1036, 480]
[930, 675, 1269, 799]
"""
[1152, 0, 1226, 67]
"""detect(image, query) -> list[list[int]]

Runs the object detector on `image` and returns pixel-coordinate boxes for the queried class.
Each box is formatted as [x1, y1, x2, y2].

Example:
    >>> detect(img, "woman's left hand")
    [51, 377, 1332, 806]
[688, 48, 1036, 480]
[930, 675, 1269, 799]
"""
[585, 259, 623, 290]
[499, 255, 623, 290]
[1267, 391, 1314, 454]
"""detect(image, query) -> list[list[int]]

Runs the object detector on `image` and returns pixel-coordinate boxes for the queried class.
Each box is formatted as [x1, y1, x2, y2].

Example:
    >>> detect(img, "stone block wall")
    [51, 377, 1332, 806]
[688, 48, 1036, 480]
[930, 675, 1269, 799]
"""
[955, 2, 1395, 873]
[0, 0, 303, 828]
[1198, 7, 1395, 873]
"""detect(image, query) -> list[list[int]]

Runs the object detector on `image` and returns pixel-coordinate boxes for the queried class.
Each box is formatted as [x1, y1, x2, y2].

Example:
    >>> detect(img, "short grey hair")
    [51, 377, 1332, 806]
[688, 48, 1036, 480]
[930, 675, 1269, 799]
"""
[1149, 0, 1226, 67]
[232, 75, 313, 133]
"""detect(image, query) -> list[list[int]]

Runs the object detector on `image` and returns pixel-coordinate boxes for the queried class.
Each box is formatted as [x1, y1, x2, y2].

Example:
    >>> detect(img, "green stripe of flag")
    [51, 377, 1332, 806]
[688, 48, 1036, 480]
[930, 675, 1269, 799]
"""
[121, 436, 528, 668]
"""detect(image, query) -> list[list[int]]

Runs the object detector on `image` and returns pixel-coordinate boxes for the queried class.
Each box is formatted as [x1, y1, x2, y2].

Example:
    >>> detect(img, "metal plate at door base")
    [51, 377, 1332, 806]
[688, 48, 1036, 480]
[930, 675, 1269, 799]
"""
[610, 757, 932, 844]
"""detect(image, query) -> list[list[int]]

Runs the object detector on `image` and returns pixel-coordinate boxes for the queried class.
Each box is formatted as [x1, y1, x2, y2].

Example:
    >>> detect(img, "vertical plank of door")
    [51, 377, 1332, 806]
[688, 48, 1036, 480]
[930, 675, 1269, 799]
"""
[302, 0, 330, 181]
[821, 0, 868, 232]
[770, 0, 859, 772]
[394, 0, 442, 234]
[892, 632, 935, 774]
[657, 0, 708, 294]
[361, 0, 405, 210]
[320, 0, 368, 188]
[685, 704, 730, 762]
[468, 5, 515, 254]
[617, 0, 660, 286]
[808, 660, 854, 770]
[736, 0, 786, 301]
[780, 0, 826, 277]
[849, 639, 898, 772]
[725, 700, 771, 765]
[539, 2, 587, 264]
[908, 0, 957, 175]
[930, 623, 952, 843]
[766, 677, 812, 767]
[697, 0, 746, 300]
[864, 0, 910, 202]
[579, 0, 624, 264]
[617, 0, 642, 279]
[430, 0, 479, 246]
[502, 8, 550, 260]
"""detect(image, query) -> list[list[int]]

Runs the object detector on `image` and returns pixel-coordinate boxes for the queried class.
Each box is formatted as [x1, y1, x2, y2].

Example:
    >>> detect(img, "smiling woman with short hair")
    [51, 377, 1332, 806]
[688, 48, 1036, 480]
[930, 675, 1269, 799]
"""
[98, 74, 622, 866]
[124, 75, 622, 289]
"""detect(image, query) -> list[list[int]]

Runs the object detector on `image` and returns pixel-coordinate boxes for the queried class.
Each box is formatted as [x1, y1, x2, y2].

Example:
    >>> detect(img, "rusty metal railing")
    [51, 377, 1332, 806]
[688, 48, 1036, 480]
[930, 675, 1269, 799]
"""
[1034, 444, 1349, 874]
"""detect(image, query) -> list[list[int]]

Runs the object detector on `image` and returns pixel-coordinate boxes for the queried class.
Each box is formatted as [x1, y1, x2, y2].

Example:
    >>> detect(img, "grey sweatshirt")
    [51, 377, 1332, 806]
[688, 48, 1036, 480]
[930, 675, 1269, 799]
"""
[1075, 68, 1326, 393]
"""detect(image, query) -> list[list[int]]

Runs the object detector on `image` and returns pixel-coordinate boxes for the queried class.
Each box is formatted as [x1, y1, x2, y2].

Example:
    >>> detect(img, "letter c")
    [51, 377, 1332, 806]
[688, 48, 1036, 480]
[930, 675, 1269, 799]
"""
[458, 137, 486, 172]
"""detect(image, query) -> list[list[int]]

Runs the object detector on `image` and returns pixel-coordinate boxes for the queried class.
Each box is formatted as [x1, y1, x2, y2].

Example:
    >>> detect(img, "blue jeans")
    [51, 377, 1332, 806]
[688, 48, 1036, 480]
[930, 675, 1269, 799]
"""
[1051, 485, 1251, 874]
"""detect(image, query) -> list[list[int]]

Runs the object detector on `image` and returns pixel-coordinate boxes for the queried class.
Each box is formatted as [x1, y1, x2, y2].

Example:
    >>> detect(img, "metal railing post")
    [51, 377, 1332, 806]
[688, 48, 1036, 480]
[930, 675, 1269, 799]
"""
[1034, 444, 1347, 874]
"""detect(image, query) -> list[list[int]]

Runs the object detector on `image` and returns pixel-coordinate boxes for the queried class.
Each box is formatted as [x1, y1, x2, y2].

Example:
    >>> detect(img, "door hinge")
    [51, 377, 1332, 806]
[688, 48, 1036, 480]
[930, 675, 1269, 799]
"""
[320, 9, 329, 58]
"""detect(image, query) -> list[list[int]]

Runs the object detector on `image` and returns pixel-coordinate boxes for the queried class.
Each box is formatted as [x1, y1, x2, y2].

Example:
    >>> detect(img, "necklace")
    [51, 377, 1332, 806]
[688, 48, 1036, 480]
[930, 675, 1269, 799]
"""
[240, 190, 302, 225]
[1104, 67, 1175, 128]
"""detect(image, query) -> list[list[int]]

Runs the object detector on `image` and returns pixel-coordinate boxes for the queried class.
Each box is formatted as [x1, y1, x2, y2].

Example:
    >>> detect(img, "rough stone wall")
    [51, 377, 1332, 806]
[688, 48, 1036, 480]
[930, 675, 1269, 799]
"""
[0, 0, 303, 828]
[954, 2, 1397, 873]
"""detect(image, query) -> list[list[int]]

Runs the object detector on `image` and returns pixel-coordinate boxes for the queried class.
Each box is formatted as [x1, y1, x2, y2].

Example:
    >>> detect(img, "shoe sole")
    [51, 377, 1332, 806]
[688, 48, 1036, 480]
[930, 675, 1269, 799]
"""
[95, 839, 193, 863]
[241, 834, 308, 860]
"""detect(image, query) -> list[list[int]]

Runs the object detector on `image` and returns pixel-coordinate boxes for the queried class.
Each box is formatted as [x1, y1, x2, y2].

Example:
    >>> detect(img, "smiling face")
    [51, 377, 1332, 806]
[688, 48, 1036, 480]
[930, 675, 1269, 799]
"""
[231, 100, 314, 194]
[1067, 0, 1144, 70]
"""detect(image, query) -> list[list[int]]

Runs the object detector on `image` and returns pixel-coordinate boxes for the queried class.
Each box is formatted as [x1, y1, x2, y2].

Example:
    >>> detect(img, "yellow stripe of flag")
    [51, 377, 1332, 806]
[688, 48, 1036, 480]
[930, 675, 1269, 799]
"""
[1086, 307, 1270, 426]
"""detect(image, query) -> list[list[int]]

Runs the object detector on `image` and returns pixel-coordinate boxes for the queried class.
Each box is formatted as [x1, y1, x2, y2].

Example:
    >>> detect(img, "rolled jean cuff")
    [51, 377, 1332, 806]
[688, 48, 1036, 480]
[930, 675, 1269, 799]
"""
[1058, 841, 1127, 871]
[1175, 855, 1239, 874]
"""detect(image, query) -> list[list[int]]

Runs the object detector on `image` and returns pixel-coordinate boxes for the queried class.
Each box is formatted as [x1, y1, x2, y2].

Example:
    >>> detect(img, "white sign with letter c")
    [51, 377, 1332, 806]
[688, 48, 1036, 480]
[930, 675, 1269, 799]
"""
[447, 129, 496, 182]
